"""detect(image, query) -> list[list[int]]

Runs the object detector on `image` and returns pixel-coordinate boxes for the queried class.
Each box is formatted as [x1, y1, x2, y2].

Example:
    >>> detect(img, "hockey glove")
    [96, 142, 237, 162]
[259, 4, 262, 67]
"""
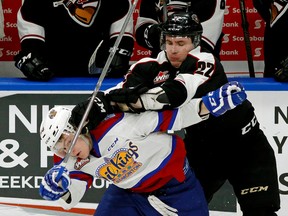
[14, 51, 53, 81]
[92, 37, 133, 77]
[39, 166, 70, 201]
[144, 24, 161, 51]
[202, 81, 247, 117]
[107, 85, 149, 113]
[70, 92, 113, 131]
[274, 56, 288, 82]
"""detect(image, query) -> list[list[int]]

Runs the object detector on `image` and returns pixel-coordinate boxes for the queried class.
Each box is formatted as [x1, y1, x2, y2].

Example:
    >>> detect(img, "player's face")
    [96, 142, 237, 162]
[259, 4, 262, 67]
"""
[53, 132, 91, 159]
[165, 35, 194, 68]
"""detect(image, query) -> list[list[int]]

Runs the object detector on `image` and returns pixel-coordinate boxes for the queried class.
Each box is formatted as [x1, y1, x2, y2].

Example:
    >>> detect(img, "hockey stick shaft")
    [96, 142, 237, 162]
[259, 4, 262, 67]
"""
[162, 0, 168, 22]
[56, 0, 139, 182]
[239, 0, 255, 77]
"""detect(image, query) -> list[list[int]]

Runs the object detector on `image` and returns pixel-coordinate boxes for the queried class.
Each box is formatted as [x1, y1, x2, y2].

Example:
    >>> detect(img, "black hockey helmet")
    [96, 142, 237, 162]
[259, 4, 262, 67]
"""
[161, 12, 203, 48]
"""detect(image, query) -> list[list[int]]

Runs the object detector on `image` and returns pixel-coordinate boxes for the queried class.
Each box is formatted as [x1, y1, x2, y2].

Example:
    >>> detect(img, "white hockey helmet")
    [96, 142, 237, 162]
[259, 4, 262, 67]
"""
[40, 106, 75, 152]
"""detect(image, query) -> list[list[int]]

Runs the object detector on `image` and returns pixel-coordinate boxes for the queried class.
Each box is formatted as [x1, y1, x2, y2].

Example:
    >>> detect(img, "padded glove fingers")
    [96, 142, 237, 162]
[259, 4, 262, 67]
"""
[39, 166, 70, 201]
[14, 51, 53, 81]
[202, 81, 247, 117]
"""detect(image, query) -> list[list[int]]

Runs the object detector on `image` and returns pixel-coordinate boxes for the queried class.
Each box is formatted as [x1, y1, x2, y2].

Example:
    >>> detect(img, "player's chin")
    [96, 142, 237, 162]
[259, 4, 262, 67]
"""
[79, 151, 89, 159]
[171, 61, 182, 68]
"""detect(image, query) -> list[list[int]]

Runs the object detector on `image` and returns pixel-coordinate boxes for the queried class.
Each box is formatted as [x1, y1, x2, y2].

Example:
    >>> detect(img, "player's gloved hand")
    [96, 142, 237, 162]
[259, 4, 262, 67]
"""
[107, 85, 149, 113]
[14, 51, 53, 81]
[202, 81, 247, 117]
[274, 56, 288, 82]
[144, 24, 161, 51]
[39, 166, 70, 201]
[92, 37, 133, 77]
[70, 92, 113, 131]
[108, 85, 149, 103]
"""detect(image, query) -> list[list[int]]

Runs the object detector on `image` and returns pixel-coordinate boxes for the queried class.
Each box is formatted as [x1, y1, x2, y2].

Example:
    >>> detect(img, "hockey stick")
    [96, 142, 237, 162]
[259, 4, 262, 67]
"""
[55, 0, 139, 182]
[162, 0, 168, 22]
[239, 0, 255, 77]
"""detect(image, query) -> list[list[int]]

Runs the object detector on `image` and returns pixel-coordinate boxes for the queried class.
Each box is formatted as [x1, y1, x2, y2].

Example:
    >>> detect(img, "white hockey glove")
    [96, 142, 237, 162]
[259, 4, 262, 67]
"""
[39, 166, 71, 201]
[202, 81, 247, 117]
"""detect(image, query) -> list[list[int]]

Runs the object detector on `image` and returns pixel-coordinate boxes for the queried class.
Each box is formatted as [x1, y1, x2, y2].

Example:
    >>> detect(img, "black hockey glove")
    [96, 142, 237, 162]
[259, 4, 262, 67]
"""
[93, 37, 133, 77]
[14, 51, 53, 81]
[107, 85, 149, 103]
[274, 56, 288, 82]
[107, 85, 149, 113]
[144, 24, 161, 51]
[70, 92, 113, 132]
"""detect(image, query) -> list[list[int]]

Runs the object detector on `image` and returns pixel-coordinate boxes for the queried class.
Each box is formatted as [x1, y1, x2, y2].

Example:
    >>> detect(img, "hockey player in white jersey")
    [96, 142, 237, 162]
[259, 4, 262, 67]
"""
[38, 81, 246, 215]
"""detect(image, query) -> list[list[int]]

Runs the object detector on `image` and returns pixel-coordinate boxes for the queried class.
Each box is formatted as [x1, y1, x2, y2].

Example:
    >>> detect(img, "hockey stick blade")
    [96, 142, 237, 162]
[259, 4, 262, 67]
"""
[88, 40, 104, 74]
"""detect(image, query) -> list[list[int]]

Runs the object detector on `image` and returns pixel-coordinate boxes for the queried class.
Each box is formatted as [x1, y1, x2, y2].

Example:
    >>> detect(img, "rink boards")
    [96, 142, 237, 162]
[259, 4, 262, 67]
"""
[0, 77, 287, 216]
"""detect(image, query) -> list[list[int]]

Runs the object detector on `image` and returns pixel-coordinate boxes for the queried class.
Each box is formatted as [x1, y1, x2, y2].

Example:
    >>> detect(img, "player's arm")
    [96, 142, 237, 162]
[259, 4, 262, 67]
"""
[108, 81, 247, 117]
[108, 53, 216, 112]
[39, 165, 92, 210]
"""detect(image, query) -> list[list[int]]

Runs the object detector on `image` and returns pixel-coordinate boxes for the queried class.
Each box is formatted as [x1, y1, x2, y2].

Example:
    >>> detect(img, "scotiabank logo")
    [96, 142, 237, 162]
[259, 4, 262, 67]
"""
[223, 34, 230, 43]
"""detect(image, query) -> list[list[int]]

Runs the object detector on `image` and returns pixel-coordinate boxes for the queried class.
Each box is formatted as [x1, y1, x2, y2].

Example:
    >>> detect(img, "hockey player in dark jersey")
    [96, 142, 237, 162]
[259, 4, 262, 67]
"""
[14, 0, 134, 80]
[253, 0, 288, 82]
[135, 0, 225, 59]
[106, 12, 281, 216]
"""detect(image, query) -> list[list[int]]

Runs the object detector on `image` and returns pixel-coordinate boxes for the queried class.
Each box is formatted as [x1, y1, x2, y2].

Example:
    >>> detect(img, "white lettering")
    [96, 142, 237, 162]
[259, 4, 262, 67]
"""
[6, 50, 20, 56]
[11, 176, 21, 188]
[5, 22, 17, 28]
[0, 176, 9, 188]
[223, 21, 239, 28]
[93, 178, 111, 189]
[137, 49, 152, 56]
[3, 8, 12, 14]
[0, 36, 12, 42]
[40, 105, 53, 168]
[220, 50, 239, 56]
[232, 7, 257, 14]
[9, 105, 37, 133]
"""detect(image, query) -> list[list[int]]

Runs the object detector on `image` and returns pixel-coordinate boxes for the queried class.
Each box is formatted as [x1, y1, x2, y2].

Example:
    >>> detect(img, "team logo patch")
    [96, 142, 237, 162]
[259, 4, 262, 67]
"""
[96, 142, 142, 183]
[154, 71, 169, 84]
[54, 0, 100, 27]
[74, 157, 90, 170]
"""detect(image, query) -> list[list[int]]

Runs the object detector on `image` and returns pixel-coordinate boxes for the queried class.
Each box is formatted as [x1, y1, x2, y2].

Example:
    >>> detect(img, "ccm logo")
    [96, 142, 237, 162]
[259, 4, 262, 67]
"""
[241, 185, 268, 195]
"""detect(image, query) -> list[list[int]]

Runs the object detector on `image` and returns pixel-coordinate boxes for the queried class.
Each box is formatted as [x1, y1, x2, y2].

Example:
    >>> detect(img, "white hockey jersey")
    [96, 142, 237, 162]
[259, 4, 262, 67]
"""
[56, 98, 205, 209]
